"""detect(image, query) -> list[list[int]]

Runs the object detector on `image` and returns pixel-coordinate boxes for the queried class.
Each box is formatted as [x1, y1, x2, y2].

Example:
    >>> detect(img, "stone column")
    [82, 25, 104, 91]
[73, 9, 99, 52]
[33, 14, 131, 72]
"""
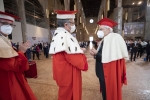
[104, 0, 108, 17]
[0, 0, 4, 11]
[128, 8, 133, 22]
[64, 0, 70, 10]
[144, 5, 150, 40]
[17, 0, 27, 42]
[74, 0, 80, 41]
[113, 0, 123, 35]
[45, 0, 52, 42]
[98, 0, 106, 21]
[39, 0, 52, 42]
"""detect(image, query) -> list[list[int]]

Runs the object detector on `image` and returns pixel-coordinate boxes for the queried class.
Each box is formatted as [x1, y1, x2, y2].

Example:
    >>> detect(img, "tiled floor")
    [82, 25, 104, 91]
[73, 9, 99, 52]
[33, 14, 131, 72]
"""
[27, 49, 150, 100]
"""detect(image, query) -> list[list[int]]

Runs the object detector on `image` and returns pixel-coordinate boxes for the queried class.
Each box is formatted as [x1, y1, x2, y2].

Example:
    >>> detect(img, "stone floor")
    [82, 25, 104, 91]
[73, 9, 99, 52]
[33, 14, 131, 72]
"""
[27, 49, 150, 100]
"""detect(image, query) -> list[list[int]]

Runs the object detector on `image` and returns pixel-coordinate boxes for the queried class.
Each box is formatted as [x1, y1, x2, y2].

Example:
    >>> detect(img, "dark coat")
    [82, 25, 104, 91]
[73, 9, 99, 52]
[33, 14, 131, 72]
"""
[26, 48, 31, 60]
[137, 43, 142, 51]
[130, 43, 138, 53]
[95, 42, 104, 81]
[146, 43, 150, 53]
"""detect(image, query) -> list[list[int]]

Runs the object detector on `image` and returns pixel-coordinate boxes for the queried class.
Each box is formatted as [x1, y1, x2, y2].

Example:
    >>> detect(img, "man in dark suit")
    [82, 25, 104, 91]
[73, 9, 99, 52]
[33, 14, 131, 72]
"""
[130, 40, 138, 61]
[137, 41, 143, 58]
[146, 41, 150, 62]
[94, 41, 106, 100]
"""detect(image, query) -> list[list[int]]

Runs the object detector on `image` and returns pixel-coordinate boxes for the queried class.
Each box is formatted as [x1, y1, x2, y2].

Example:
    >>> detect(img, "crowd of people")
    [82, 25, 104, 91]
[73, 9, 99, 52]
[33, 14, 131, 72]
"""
[79, 41, 98, 49]
[125, 39, 150, 62]
[79, 39, 150, 63]
[12, 39, 150, 63]
[12, 42, 50, 61]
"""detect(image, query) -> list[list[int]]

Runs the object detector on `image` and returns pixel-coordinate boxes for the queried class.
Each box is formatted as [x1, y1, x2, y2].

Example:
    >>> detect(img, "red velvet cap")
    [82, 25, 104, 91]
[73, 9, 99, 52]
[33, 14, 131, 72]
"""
[55, 10, 77, 19]
[0, 11, 20, 22]
[55, 10, 77, 14]
[97, 18, 117, 28]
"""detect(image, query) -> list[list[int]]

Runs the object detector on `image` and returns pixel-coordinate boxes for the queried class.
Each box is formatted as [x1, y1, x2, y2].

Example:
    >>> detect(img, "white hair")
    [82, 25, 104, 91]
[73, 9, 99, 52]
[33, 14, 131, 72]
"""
[103, 25, 113, 32]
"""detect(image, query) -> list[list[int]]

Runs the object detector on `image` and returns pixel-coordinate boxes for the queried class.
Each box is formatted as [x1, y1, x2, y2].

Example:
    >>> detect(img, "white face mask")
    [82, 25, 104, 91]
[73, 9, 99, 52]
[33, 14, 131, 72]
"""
[70, 25, 76, 33]
[0, 25, 13, 35]
[97, 30, 104, 38]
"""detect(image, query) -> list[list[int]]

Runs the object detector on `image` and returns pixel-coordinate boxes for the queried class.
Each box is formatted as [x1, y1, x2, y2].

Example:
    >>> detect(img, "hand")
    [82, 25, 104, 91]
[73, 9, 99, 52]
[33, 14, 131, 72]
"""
[91, 47, 97, 55]
[81, 48, 86, 53]
[90, 50, 95, 56]
[19, 41, 31, 53]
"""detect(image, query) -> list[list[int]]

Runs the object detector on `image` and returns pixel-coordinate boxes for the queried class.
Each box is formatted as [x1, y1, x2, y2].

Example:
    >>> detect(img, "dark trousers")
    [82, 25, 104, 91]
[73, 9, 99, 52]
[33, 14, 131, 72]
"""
[130, 51, 137, 61]
[99, 79, 106, 100]
[33, 51, 40, 60]
[36, 52, 40, 59]
[137, 50, 142, 58]
[146, 52, 150, 62]
[44, 49, 46, 56]
[46, 52, 49, 58]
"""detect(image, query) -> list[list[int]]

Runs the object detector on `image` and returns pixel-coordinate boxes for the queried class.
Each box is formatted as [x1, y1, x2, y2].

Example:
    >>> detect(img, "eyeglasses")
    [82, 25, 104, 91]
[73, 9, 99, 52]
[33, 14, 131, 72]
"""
[0, 22, 16, 28]
[68, 21, 75, 25]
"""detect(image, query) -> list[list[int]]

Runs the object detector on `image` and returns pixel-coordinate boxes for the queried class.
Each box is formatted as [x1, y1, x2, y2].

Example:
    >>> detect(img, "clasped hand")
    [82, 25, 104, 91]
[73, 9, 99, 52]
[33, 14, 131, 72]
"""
[81, 48, 86, 53]
[90, 47, 97, 56]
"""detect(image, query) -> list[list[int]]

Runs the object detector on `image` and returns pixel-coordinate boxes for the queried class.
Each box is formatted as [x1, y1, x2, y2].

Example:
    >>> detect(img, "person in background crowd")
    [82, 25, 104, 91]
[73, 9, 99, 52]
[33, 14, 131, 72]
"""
[143, 41, 148, 53]
[36, 44, 40, 60]
[146, 41, 150, 62]
[134, 40, 137, 45]
[39, 42, 43, 50]
[130, 39, 138, 61]
[46, 42, 50, 48]
[43, 43, 49, 58]
[137, 41, 143, 58]
[32, 44, 40, 60]
[26, 47, 32, 61]
[32, 45, 36, 60]
[12, 42, 17, 49]
[16, 42, 19, 50]
[125, 40, 130, 52]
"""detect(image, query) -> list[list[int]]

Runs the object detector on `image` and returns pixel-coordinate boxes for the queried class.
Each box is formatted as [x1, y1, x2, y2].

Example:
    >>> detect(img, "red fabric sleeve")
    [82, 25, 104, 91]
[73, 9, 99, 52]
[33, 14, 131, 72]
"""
[63, 52, 88, 71]
[81, 55, 88, 71]
[0, 52, 29, 72]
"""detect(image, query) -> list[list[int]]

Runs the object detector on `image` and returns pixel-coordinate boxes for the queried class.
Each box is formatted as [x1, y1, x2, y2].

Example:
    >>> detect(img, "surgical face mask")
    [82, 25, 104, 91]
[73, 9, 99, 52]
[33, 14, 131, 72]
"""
[97, 30, 104, 38]
[70, 25, 76, 33]
[0, 25, 13, 35]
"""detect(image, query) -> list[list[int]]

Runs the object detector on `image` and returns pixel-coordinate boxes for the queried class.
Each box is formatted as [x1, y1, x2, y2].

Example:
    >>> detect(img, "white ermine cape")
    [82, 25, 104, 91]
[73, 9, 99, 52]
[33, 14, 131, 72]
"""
[49, 28, 83, 54]
[97, 33, 129, 63]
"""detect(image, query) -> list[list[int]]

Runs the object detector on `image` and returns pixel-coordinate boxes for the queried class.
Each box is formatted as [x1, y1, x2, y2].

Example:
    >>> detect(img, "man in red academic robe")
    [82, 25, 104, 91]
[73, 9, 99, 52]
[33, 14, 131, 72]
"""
[49, 10, 88, 100]
[90, 18, 129, 100]
[0, 11, 36, 100]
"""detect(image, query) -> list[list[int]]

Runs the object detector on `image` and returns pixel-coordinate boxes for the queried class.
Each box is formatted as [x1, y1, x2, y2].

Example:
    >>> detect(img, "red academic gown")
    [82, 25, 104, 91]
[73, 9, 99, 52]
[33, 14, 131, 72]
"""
[53, 51, 88, 100]
[0, 52, 37, 100]
[103, 58, 127, 100]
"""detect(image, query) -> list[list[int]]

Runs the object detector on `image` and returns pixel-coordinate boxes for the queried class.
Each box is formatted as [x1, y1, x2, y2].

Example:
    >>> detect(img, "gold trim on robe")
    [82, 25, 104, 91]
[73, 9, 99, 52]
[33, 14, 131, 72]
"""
[0, 35, 18, 58]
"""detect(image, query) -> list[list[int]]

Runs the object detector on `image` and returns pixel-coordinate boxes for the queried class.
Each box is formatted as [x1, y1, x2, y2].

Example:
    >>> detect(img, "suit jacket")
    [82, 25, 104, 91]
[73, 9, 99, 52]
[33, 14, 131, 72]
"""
[95, 42, 104, 81]
[130, 43, 138, 52]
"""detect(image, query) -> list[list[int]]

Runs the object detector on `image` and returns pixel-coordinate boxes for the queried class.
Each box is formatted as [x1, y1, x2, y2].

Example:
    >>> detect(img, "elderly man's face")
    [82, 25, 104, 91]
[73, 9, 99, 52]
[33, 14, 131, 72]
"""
[64, 18, 75, 33]
[67, 19, 75, 24]
[0, 19, 14, 36]
[99, 25, 110, 37]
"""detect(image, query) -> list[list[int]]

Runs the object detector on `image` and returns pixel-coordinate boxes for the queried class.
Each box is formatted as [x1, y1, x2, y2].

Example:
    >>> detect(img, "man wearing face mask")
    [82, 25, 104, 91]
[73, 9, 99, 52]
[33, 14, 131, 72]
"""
[90, 18, 129, 100]
[0, 11, 36, 100]
[49, 10, 88, 100]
